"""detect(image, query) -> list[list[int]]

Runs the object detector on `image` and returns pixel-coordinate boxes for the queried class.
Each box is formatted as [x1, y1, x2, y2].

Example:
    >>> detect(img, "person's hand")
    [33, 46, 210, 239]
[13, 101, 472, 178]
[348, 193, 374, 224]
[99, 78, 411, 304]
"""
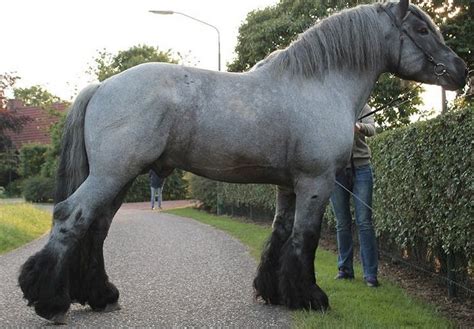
[354, 122, 361, 133]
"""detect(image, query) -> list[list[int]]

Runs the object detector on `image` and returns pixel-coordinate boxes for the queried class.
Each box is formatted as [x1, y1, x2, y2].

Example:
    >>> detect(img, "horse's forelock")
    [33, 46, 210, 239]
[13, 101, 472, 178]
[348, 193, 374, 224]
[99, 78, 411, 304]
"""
[408, 4, 444, 42]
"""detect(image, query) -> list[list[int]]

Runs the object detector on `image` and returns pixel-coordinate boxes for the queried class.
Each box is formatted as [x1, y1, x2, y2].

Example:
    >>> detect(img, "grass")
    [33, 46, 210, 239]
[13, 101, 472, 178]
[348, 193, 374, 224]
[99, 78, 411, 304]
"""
[166, 207, 454, 329]
[0, 203, 52, 254]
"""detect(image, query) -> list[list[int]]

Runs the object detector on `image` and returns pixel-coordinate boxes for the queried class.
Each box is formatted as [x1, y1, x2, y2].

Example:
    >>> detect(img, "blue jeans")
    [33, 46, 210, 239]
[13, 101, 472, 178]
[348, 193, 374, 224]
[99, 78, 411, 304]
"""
[151, 187, 163, 208]
[330, 164, 378, 279]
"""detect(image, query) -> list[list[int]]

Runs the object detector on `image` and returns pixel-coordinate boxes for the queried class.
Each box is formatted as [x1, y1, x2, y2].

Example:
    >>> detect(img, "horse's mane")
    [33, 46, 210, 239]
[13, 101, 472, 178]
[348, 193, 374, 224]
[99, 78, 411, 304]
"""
[254, 3, 389, 78]
[254, 2, 444, 78]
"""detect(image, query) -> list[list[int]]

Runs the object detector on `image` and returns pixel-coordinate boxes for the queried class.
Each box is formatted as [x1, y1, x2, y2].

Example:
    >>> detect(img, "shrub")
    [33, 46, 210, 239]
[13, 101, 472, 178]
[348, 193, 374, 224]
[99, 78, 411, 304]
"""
[370, 106, 473, 260]
[221, 183, 276, 210]
[0, 150, 20, 187]
[22, 175, 55, 203]
[188, 175, 218, 212]
[5, 179, 23, 197]
[18, 144, 50, 178]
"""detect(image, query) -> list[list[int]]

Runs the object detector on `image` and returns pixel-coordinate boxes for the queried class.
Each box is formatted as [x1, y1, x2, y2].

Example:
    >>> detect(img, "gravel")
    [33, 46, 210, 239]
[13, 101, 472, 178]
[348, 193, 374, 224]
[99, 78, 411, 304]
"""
[0, 207, 290, 327]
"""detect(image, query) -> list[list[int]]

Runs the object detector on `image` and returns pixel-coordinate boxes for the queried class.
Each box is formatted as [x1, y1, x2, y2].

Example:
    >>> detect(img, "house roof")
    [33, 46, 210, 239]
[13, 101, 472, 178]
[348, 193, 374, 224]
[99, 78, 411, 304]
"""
[5, 100, 68, 149]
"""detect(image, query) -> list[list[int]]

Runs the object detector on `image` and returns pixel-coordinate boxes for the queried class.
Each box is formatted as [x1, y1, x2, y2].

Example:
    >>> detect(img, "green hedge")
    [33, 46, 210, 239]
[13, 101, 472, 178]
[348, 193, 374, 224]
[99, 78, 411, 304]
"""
[188, 174, 219, 212]
[370, 107, 472, 259]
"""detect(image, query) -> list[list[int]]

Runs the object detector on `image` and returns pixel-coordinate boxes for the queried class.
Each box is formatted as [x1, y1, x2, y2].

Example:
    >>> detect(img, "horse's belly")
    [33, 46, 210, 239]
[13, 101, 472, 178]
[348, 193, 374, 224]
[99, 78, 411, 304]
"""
[182, 163, 290, 186]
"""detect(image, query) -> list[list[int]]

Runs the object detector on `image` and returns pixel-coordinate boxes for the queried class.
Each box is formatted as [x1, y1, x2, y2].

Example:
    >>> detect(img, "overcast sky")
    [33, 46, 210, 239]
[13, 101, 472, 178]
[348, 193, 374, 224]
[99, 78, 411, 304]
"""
[2, 0, 277, 99]
[2, 0, 450, 110]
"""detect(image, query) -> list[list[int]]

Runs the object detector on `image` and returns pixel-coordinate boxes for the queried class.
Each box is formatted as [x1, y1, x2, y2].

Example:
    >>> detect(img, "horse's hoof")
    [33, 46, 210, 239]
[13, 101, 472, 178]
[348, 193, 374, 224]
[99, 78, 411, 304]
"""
[102, 302, 121, 313]
[308, 284, 329, 312]
[50, 312, 67, 325]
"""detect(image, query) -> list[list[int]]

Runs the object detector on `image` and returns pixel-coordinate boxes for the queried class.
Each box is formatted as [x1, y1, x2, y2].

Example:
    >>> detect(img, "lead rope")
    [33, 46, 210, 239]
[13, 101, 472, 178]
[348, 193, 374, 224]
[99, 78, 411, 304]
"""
[334, 179, 374, 212]
[358, 82, 423, 120]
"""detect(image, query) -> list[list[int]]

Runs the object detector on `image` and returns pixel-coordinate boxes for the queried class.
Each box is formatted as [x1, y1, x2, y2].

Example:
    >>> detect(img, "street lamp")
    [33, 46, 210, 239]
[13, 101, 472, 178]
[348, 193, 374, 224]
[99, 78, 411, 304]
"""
[149, 10, 221, 71]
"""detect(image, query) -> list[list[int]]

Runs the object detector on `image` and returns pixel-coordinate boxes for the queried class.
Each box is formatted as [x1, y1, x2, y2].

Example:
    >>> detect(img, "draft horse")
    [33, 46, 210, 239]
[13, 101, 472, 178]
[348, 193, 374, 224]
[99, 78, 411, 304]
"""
[19, 0, 467, 323]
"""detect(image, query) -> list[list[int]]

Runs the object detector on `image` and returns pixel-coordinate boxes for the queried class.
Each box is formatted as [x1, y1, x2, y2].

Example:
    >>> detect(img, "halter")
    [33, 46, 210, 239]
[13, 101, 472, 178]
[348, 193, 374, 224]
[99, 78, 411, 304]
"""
[382, 4, 448, 79]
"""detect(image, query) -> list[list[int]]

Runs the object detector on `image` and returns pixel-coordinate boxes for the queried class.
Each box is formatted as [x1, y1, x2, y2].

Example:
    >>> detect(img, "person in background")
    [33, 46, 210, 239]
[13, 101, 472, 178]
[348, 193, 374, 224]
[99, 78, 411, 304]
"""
[331, 104, 379, 287]
[149, 170, 165, 210]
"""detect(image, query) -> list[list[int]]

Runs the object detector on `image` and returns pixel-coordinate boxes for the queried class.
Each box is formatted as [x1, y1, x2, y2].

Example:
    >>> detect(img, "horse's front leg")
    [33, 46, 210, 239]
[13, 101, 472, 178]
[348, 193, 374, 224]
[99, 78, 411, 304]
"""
[254, 186, 295, 304]
[278, 173, 333, 310]
[18, 176, 128, 323]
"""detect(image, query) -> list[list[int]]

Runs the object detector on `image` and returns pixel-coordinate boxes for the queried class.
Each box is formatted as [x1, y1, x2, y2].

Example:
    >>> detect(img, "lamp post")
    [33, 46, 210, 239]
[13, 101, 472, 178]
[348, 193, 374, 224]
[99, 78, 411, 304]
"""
[149, 10, 221, 71]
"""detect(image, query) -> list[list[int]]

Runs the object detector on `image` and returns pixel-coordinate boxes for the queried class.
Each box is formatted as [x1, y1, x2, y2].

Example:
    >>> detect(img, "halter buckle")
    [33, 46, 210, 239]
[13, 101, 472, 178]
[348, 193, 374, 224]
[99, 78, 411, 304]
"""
[434, 63, 447, 76]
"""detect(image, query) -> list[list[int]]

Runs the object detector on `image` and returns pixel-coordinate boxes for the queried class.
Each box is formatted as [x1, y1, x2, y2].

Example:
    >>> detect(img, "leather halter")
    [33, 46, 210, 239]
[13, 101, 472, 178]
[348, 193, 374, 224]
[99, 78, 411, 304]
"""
[382, 4, 448, 78]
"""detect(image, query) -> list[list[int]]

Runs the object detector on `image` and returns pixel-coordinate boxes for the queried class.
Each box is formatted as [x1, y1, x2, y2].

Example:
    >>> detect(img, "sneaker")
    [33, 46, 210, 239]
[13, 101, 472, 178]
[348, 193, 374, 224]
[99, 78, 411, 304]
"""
[334, 270, 354, 280]
[365, 277, 379, 287]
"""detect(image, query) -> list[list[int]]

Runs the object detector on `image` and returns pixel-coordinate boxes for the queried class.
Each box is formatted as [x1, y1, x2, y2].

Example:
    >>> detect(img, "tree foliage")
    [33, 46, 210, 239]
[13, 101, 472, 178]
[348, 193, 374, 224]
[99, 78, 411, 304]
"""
[13, 85, 61, 108]
[0, 73, 29, 152]
[90, 45, 179, 82]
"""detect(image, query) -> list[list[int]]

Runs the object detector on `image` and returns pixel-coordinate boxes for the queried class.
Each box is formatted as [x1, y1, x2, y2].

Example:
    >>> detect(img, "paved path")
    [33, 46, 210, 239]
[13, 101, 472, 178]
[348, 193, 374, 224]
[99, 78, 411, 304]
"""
[0, 202, 290, 327]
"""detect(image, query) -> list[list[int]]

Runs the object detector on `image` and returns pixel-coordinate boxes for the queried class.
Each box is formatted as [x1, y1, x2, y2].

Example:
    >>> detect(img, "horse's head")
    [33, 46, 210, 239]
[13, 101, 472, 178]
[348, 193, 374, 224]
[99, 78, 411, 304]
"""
[382, 0, 467, 90]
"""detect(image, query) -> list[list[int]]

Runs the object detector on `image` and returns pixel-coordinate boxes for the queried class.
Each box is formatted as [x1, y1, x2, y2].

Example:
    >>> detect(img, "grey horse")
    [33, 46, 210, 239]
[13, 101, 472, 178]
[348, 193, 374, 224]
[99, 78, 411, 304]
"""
[19, 0, 467, 323]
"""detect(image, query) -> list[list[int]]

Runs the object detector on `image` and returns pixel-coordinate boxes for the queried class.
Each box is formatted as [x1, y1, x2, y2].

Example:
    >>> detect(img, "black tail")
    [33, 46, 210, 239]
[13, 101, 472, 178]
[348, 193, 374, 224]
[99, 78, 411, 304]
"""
[55, 83, 100, 203]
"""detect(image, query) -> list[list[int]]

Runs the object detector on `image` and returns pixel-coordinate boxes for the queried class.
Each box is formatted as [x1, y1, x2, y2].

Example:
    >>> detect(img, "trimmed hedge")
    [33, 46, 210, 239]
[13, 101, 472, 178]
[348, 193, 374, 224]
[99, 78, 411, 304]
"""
[189, 175, 276, 215]
[370, 106, 472, 259]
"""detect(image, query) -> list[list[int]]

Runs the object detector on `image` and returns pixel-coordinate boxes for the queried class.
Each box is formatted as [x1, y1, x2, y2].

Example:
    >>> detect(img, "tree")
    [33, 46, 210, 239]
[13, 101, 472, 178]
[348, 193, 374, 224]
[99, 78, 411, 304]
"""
[0, 73, 28, 187]
[89, 44, 179, 82]
[0, 73, 29, 152]
[14, 85, 61, 108]
[228, 0, 425, 129]
[10, 84, 67, 178]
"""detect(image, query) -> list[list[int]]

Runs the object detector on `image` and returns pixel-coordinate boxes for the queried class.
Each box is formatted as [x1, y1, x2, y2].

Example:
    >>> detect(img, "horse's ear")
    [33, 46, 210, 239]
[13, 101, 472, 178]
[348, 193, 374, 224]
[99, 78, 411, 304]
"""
[399, 0, 409, 19]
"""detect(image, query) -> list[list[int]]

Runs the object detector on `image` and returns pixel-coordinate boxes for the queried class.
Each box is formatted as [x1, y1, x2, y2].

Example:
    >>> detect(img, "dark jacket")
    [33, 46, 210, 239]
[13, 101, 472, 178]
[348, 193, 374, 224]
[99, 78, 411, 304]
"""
[149, 170, 165, 188]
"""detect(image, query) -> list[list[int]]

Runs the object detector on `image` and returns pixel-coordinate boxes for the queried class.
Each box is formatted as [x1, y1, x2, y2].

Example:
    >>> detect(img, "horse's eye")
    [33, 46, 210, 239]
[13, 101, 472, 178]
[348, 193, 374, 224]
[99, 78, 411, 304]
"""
[418, 27, 429, 35]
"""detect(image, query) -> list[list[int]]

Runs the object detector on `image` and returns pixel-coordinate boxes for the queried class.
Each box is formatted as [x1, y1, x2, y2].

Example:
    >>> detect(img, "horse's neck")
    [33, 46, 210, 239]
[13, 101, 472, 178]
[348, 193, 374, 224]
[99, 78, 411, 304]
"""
[325, 69, 381, 120]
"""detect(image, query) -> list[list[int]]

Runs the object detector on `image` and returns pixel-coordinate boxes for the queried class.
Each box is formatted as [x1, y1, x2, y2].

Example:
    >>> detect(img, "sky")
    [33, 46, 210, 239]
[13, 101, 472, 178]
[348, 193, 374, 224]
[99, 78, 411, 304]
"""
[2, 0, 453, 111]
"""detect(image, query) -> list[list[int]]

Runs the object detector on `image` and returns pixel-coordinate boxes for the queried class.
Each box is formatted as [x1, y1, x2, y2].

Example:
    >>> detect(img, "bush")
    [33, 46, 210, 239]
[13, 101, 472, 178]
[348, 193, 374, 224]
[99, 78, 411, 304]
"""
[0, 150, 20, 187]
[221, 183, 276, 210]
[5, 179, 23, 197]
[188, 175, 219, 212]
[22, 175, 55, 203]
[18, 144, 50, 178]
[370, 106, 473, 260]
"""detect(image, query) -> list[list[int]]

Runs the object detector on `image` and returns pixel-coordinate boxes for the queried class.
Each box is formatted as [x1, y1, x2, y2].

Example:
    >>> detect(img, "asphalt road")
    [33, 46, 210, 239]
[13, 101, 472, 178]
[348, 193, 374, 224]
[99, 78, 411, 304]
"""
[0, 205, 290, 327]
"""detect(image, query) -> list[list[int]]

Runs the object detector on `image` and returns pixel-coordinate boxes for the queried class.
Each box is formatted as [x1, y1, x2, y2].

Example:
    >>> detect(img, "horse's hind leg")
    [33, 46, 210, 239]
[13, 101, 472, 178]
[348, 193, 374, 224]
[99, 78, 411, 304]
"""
[254, 186, 295, 304]
[19, 174, 134, 322]
[69, 182, 132, 312]
[278, 173, 333, 310]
